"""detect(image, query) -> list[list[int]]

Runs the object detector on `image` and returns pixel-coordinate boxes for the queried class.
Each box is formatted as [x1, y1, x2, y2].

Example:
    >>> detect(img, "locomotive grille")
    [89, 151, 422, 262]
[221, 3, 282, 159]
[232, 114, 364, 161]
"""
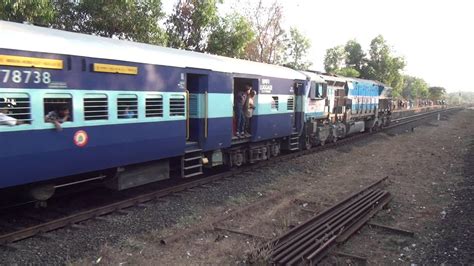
[84, 94, 108, 120]
[170, 95, 185, 117]
[145, 95, 163, 117]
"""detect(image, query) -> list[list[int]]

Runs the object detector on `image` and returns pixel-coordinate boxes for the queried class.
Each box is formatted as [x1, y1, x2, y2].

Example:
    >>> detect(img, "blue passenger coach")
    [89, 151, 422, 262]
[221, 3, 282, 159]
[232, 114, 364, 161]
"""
[0, 21, 306, 198]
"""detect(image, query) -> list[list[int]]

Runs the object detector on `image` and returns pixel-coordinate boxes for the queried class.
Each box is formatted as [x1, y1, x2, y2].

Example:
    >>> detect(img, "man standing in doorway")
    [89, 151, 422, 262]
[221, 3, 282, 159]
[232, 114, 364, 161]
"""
[235, 83, 251, 137]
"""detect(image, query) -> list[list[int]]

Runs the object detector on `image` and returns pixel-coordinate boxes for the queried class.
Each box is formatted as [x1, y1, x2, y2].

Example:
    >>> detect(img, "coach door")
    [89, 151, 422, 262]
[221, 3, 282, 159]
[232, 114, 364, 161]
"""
[186, 73, 209, 144]
[292, 81, 304, 131]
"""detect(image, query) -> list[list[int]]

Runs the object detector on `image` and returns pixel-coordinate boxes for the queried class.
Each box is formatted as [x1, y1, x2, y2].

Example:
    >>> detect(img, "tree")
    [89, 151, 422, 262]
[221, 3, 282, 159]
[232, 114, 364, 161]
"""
[335, 67, 360, 78]
[362, 35, 405, 94]
[324, 46, 345, 73]
[402, 75, 429, 99]
[344, 40, 365, 73]
[283, 27, 312, 70]
[244, 0, 286, 64]
[207, 13, 255, 58]
[166, 0, 221, 51]
[0, 0, 167, 45]
[428, 86, 447, 100]
[68, 0, 167, 44]
[0, 0, 56, 26]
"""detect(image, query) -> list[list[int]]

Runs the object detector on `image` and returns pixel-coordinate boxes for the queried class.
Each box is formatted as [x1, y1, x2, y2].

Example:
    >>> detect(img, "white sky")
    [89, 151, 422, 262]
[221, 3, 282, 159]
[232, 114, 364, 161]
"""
[163, 0, 474, 92]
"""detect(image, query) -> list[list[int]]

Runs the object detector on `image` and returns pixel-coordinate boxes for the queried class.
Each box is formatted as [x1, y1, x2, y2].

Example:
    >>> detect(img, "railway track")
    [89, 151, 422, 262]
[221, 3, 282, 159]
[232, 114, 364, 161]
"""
[0, 107, 459, 247]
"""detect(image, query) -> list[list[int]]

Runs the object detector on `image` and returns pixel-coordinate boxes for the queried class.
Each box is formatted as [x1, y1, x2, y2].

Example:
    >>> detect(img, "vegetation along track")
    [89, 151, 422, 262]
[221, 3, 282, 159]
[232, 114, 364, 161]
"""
[0, 108, 460, 247]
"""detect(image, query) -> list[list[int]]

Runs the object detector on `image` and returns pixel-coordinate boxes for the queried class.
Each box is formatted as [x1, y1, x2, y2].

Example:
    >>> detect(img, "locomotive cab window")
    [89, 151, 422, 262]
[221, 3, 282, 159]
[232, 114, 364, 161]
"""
[44, 94, 73, 123]
[0, 93, 32, 126]
[117, 94, 138, 119]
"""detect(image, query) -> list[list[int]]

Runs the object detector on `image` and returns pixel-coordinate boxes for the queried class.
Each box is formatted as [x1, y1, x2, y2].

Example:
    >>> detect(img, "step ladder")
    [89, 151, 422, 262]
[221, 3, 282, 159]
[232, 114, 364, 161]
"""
[181, 149, 203, 178]
[289, 132, 300, 151]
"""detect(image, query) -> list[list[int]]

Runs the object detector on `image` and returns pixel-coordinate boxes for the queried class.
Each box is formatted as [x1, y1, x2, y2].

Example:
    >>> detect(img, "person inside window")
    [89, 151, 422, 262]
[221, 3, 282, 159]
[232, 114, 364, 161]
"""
[0, 105, 19, 126]
[45, 105, 71, 131]
[122, 106, 137, 118]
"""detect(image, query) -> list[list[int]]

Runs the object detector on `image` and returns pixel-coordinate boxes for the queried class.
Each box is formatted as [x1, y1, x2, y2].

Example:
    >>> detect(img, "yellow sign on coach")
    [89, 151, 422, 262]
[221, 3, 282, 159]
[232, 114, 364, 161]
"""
[93, 63, 138, 75]
[0, 54, 63, 69]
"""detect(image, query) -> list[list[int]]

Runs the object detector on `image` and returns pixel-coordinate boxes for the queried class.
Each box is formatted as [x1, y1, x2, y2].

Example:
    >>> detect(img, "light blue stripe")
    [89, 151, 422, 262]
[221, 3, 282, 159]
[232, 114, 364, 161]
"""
[254, 94, 294, 116]
[0, 88, 186, 132]
[305, 111, 326, 119]
[189, 93, 232, 119]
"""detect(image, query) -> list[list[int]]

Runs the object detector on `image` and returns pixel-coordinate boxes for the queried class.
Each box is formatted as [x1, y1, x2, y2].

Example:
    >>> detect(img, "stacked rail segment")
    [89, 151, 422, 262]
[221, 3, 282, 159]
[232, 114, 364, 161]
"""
[269, 177, 392, 265]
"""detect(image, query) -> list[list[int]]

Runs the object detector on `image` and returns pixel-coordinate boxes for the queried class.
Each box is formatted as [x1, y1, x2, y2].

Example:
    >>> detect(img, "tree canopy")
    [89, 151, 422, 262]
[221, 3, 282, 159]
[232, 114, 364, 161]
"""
[283, 27, 312, 70]
[324, 36, 408, 97]
[166, 0, 221, 51]
[206, 13, 255, 58]
[0, 0, 168, 45]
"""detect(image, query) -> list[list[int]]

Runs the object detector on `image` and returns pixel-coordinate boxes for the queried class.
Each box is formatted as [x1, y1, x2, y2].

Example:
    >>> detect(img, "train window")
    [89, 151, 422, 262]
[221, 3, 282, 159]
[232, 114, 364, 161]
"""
[287, 96, 294, 111]
[271, 96, 279, 110]
[117, 94, 138, 119]
[84, 94, 108, 121]
[44, 94, 73, 122]
[145, 94, 163, 117]
[0, 93, 32, 126]
[169, 95, 185, 116]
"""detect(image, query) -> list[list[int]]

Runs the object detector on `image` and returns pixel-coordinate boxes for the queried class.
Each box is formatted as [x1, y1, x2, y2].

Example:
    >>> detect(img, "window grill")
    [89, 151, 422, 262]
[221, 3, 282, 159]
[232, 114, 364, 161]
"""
[271, 96, 279, 110]
[145, 94, 163, 118]
[170, 95, 185, 116]
[287, 96, 294, 111]
[0, 93, 32, 125]
[84, 94, 108, 121]
[44, 94, 73, 122]
[117, 94, 138, 119]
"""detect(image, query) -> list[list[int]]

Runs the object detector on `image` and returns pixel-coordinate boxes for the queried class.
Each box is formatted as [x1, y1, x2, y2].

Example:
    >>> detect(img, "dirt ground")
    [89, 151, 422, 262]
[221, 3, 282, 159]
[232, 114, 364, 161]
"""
[75, 109, 473, 265]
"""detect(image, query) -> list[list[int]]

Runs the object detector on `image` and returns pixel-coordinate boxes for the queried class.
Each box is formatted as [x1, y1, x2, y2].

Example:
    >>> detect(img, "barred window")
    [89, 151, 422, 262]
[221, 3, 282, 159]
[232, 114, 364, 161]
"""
[145, 94, 163, 118]
[0, 93, 31, 126]
[271, 96, 279, 110]
[84, 94, 108, 121]
[117, 94, 138, 119]
[287, 96, 294, 111]
[170, 95, 185, 116]
[44, 94, 73, 122]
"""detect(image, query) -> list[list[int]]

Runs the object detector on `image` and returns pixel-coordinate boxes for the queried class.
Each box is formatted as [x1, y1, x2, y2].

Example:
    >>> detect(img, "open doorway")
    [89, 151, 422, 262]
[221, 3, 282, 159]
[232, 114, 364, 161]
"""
[233, 77, 258, 138]
[186, 73, 208, 143]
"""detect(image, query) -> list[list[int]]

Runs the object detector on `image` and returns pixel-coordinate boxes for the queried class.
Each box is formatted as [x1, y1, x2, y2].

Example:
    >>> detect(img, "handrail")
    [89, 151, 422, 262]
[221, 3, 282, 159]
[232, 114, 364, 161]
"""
[186, 89, 190, 140]
[204, 91, 208, 138]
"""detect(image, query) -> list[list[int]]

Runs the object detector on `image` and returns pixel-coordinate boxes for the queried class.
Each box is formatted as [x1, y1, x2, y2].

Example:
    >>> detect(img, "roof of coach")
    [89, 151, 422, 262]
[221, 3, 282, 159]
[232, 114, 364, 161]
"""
[300, 71, 326, 83]
[0, 21, 306, 80]
[318, 74, 348, 84]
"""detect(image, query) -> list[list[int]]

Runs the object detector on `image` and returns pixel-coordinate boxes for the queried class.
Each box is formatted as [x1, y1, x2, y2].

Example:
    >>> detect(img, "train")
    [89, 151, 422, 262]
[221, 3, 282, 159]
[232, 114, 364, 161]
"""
[0, 21, 443, 201]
